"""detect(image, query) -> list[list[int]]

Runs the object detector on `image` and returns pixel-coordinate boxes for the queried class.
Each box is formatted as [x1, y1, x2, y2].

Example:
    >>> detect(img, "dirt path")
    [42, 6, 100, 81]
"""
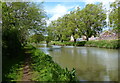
[22, 54, 32, 81]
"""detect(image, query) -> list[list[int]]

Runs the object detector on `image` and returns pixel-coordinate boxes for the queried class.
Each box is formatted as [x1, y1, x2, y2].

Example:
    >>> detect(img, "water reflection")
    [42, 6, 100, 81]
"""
[39, 45, 118, 81]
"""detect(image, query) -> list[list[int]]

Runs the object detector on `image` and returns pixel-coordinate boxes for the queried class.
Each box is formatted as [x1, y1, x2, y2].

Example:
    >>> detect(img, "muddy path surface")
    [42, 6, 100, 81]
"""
[21, 52, 33, 82]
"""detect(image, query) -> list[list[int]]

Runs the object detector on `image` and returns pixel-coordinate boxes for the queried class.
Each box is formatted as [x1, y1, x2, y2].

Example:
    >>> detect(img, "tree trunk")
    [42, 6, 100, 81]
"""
[86, 37, 89, 41]
[74, 39, 76, 42]
[61, 40, 63, 42]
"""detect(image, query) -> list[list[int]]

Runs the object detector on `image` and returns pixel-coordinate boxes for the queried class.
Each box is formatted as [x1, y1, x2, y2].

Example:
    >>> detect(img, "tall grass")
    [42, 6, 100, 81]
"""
[85, 40, 120, 49]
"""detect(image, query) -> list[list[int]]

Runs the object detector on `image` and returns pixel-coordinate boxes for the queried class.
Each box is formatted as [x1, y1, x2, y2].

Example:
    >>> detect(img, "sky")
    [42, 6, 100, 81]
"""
[41, 0, 115, 27]
[43, 2, 85, 25]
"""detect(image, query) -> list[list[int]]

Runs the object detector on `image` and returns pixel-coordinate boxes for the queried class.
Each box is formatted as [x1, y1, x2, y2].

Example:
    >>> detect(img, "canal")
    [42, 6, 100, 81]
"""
[39, 44, 118, 81]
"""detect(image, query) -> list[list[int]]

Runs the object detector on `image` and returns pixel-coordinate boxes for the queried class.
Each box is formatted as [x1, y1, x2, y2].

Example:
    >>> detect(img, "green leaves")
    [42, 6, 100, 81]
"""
[48, 3, 106, 42]
[2, 2, 46, 58]
[109, 0, 119, 33]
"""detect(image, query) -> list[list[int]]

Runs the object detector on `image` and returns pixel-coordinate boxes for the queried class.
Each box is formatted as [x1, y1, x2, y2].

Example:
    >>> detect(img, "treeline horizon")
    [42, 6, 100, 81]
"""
[46, 0, 119, 42]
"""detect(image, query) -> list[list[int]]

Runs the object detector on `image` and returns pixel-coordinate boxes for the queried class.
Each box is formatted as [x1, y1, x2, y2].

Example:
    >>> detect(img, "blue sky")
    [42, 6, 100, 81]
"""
[39, 0, 115, 26]
[43, 2, 86, 25]
[43, 2, 85, 18]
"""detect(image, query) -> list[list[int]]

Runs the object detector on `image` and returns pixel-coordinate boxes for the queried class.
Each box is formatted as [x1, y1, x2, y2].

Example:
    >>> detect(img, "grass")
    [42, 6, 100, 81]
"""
[85, 39, 120, 49]
[2, 44, 35, 81]
[49, 39, 120, 49]
[50, 41, 86, 46]
[2, 52, 24, 81]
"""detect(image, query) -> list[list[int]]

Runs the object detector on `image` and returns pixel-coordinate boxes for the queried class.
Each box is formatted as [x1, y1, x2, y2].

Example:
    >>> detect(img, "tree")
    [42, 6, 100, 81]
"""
[47, 3, 106, 42]
[109, 0, 120, 33]
[77, 3, 106, 41]
[66, 11, 81, 42]
[29, 34, 44, 44]
[2, 2, 46, 57]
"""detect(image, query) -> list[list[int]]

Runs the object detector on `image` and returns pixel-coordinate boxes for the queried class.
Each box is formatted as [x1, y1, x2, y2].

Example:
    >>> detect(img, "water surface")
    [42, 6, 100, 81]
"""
[39, 44, 118, 81]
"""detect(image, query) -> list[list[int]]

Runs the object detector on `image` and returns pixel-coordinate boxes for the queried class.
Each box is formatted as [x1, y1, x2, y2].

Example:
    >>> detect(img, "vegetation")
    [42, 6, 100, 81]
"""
[50, 41, 86, 46]
[3, 44, 77, 81]
[2, 2, 47, 81]
[109, 0, 120, 33]
[1, 1, 119, 82]
[2, 49, 25, 81]
[50, 39, 120, 49]
[2, 2, 46, 57]
[47, 3, 106, 42]
[85, 39, 120, 49]
[29, 45, 77, 81]
[28, 34, 44, 44]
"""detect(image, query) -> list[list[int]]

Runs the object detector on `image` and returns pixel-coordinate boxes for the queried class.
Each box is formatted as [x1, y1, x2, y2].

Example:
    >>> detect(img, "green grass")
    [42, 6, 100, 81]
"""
[50, 41, 86, 46]
[50, 39, 119, 49]
[85, 39, 120, 49]
[2, 52, 24, 81]
[2, 44, 35, 81]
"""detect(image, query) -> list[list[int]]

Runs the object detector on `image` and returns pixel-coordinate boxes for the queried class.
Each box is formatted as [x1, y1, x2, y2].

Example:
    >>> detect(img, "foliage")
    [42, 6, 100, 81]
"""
[29, 34, 44, 43]
[50, 39, 119, 49]
[47, 3, 106, 42]
[77, 3, 106, 41]
[50, 41, 87, 46]
[2, 2, 46, 58]
[30, 48, 77, 81]
[109, 0, 120, 33]
[85, 39, 120, 49]
[2, 52, 24, 81]
[2, 2, 46, 81]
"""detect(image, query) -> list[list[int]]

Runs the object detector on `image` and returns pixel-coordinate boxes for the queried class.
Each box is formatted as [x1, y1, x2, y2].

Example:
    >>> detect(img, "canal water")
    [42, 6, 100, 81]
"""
[39, 44, 118, 81]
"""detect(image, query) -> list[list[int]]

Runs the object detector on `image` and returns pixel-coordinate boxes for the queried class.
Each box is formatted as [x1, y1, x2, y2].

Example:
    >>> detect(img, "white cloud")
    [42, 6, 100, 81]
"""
[46, 4, 74, 26]
[82, 0, 115, 10]
[45, 0, 116, 26]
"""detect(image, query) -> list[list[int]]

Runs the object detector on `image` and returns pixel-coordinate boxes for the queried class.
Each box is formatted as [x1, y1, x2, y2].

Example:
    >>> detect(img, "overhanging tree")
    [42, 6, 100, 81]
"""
[2, 2, 46, 57]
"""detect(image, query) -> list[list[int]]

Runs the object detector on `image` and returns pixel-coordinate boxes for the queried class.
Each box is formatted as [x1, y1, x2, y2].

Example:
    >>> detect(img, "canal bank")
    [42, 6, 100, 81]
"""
[39, 44, 119, 81]
[49, 39, 120, 49]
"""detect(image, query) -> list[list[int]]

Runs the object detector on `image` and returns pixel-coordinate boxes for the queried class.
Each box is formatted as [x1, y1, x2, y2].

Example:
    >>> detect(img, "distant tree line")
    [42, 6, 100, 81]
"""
[47, 0, 119, 42]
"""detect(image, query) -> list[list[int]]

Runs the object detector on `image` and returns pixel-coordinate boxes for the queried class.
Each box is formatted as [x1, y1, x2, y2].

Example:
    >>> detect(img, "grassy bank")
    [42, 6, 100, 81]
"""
[3, 44, 77, 82]
[50, 41, 86, 46]
[50, 39, 120, 49]
[2, 50, 25, 81]
[85, 39, 120, 49]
